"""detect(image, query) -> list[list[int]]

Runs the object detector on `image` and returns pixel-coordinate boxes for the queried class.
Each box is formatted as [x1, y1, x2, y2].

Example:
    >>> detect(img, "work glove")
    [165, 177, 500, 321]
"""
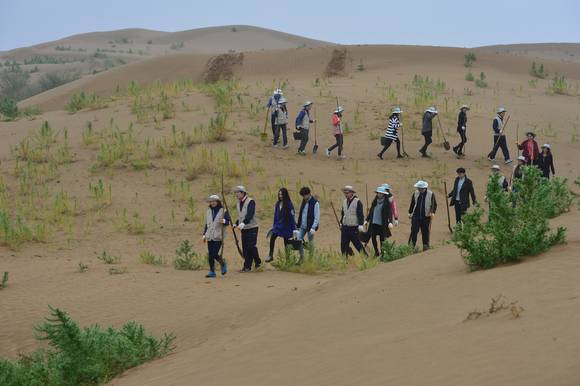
[202, 234, 207, 242]
[363, 221, 368, 227]
[357, 225, 364, 233]
[293, 230, 300, 239]
[393, 219, 399, 226]
[388, 223, 394, 229]
[221, 218, 227, 224]
[237, 222, 246, 230]
[462, 126, 466, 130]
[408, 213, 412, 219]
[309, 228, 316, 236]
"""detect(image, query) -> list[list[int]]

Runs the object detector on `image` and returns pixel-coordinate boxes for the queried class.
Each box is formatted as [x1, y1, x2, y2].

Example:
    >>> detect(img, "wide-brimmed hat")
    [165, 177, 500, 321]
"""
[392, 107, 403, 114]
[381, 183, 391, 190]
[274, 88, 283, 95]
[426, 106, 438, 114]
[335, 106, 344, 114]
[207, 194, 221, 201]
[232, 185, 247, 193]
[342, 185, 356, 193]
[460, 104, 470, 110]
[542, 143, 551, 149]
[517, 155, 526, 162]
[490, 165, 501, 171]
[497, 107, 507, 113]
[526, 131, 536, 137]
[414, 180, 428, 189]
[376, 186, 387, 194]
[303, 101, 313, 107]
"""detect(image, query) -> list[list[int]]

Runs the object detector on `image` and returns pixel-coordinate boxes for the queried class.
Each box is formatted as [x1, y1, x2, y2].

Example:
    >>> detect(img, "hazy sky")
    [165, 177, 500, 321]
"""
[1, 0, 578, 51]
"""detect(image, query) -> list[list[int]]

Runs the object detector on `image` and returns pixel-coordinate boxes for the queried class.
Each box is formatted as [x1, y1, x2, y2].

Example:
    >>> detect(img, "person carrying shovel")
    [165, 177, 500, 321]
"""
[487, 107, 513, 164]
[452, 105, 470, 158]
[202, 194, 230, 278]
[325, 106, 345, 159]
[419, 106, 438, 158]
[377, 107, 404, 159]
[295, 101, 315, 155]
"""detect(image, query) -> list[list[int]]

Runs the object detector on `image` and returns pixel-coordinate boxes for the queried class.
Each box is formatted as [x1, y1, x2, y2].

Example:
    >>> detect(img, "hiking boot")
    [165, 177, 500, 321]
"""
[239, 268, 251, 273]
[505, 159, 513, 164]
[396, 154, 404, 159]
[337, 155, 346, 160]
[205, 271, 217, 278]
[423, 244, 430, 251]
[265, 255, 274, 263]
[377, 153, 383, 160]
[325, 149, 331, 157]
[220, 262, 228, 275]
[282, 144, 289, 149]
[487, 156, 496, 161]
[452, 146, 459, 156]
[421, 152, 430, 158]
[298, 150, 306, 156]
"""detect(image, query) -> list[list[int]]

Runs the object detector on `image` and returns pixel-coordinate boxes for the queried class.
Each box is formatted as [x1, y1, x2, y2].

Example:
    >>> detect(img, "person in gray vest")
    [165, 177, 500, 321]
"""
[487, 107, 512, 164]
[202, 194, 230, 278]
[408, 180, 437, 251]
[273, 96, 289, 149]
[233, 186, 261, 272]
[339, 185, 366, 256]
[419, 106, 437, 157]
[295, 186, 321, 262]
[489, 165, 509, 192]
[364, 185, 394, 256]
[295, 101, 315, 155]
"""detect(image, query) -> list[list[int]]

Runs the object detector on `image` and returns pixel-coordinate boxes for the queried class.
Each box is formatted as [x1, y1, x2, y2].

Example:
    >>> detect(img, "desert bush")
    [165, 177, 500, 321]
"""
[173, 240, 206, 270]
[530, 62, 547, 79]
[0, 306, 175, 386]
[199, 79, 241, 112]
[464, 52, 477, 67]
[39, 71, 80, 92]
[66, 91, 107, 113]
[549, 75, 571, 95]
[380, 240, 418, 262]
[0, 272, 8, 289]
[109, 267, 128, 275]
[77, 263, 89, 273]
[139, 251, 166, 266]
[475, 72, 488, 88]
[0, 210, 46, 249]
[0, 66, 30, 100]
[113, 209, 145, 235]
[0, 98, 19, 120]
[97, 251, 121, 264]
[452, 167, 567, 270]
[465, 72, 475, 82]
[272, 246, 347, 274]
[89, 180, 112, 209]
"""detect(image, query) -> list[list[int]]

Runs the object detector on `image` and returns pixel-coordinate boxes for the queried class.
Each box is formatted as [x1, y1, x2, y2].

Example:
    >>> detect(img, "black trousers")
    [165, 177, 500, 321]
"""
[270, 114, 276, 136]
[488, 135, 510, 160]
[419, 132, 432, 154]
[454, 129, 467, 154]
[378, 138, 401, 157]
[268, 234, 290, 257]
[273, 124, 288, 146]
[340, 226, 365, 256]
[453, 204, 466, 224]
[370, 223, 386, 256]
[409, 216, 431, 248]
[328, 134, 343, 155]
[207, 240, 224, 272]
[241, 227, 261, 270]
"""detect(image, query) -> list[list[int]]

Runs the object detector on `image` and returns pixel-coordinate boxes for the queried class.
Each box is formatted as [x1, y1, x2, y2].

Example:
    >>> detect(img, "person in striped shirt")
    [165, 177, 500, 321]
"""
[377, 107, 403, 159]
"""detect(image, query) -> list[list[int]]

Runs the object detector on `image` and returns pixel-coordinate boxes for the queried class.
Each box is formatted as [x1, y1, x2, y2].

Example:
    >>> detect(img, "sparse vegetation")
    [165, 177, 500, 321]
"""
[96, 250, 121, 264]
[0, 306, 175, 386]
[475, 72, 488, 88]
[548, 75, 571, 95]
[380, 240, 418, 262]
[465, 71, 475, 82]
[464, 52, 477, 67]
[173, 240, 206, 270]
[272, 247, 347, 274]
[66, 91, 108, 113]
[530, 62, 547, 79]
[0, 272, 8, 289]
[0, 98, 19, 120]
[139, 251, 166, 265]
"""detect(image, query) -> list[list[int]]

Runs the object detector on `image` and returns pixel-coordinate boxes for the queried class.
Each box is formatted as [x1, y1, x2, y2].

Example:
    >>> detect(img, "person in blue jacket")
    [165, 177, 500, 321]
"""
[295, 101, 315, 155]
[266, 188, 297, 262]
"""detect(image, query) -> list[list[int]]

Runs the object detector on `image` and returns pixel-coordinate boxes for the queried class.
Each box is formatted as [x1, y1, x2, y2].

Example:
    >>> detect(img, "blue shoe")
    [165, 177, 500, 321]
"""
[205, 271, 216, 278]
[220, 263, 228, 276]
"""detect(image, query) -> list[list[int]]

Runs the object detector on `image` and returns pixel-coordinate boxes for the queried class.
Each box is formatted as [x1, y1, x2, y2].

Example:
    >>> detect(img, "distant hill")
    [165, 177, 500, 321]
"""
[476, 43, 580, 64]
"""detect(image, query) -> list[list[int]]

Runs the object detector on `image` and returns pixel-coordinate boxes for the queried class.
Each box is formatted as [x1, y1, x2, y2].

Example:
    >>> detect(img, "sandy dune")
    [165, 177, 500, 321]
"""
[1, 35, 580, 386]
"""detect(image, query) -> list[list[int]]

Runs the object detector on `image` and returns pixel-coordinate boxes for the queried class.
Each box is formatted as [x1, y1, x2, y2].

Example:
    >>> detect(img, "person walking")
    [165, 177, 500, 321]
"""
[339, 185, 366, 256]
[489, 165, 509, 191]
[536, 144, 556, 178]
[516, 131, 540, 165]
[408, 180, 437, 250]
[296, 186, 321, 262]
[447, 168, 476, 224]
[452, 105, 470, 157]
[513, 156, 526, 181]
[487, 107, 512, 164]
[326, 106, 345, 159]
[202, 194, 230, 278]
[377, 107, 403, 159]
[266, 188, 297, 263]
[295, 101, 315, 155]
[273, 97, 289, 149]
[364, 186, 393, 256]
[233, 186, 261, 272]
[380, 183, 400, 227]
[419, 106, 438, 157]
[267, 88, 283, 137]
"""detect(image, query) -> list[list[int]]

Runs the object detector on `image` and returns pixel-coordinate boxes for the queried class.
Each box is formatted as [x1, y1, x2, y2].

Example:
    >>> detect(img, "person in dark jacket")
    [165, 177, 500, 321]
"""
[233, 186, 261, 272]
[266, 188, 297, 263]
[364, 186, 393, 256]
[408, 180, 437, 250]
[295, 101, 315, 155]
[340, 185, 366, 256]
[447, 168, 476, 224]
[296, 186, 320, 262]
[487, 107, 512, 164]
[513, 156, 526, 181]
[536, 143, 555, 178]
[272, 97, 289, 149]
[452, 105, 469, 157]
[516, 131, 540, 165]
[419, 107, 437, 157]
[202, 195, 230, 278]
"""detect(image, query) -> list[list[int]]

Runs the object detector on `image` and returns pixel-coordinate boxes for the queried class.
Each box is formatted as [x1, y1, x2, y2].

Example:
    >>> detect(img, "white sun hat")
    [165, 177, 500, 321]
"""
[414, 180, 429, 189]
[207, 194, 221, 201]
[461, 104, 470, 110]
[304, 100, 313, 107]
[335, 106, 344, 114]
[342, 185, 356, 193]
[426, 106, 438, 114]
[542, 143, 551, 149]
[392, 107, 403, 114]
[517, 155, 526, 161]
[232, 185, 247, 193]
[274, 88, 283, 94]
[381, 183, 391, 190]
[376, 186, 387, 194]
[497, 107, 507, 113]
[491, 165, 501, 170]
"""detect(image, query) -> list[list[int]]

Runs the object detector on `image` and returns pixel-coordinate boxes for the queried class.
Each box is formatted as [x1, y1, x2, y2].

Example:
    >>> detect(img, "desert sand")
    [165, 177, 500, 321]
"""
[1, 28, 580, 386]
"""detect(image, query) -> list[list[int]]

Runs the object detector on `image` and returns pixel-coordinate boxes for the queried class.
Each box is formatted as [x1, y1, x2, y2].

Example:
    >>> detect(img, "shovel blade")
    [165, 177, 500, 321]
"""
[313, 144, 319, 154]
[260, 132, 268, 141]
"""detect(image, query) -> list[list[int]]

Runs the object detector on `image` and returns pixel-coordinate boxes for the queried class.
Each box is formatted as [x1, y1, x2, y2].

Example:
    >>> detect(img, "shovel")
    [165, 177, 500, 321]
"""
[436, 115, 451, 151]
[312, 108, 319, 153]
[260, 106, 270, 142]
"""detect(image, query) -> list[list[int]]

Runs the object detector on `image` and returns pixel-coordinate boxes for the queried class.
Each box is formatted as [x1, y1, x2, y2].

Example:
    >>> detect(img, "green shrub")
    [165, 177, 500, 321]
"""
[464, 52, 477, 67]
[0, 272, 8, 289]
[0, 306, 175, 386]
[452, 167, 567, 270]
[96, 251, 121, 264]
[272, 246, 347, 274]
[380, 240, 418, 262]
[0, 98, 19, 120]
[173, 240, 206, 270]
[530, 62, 547, 79]
[66, 92, 107, 113]
[465, 72, 475, 82]
[549, 75, 570, 95]
[139, 251, 166, 265]
[39, 71, 80, 92]
[475, 72, 488, 88]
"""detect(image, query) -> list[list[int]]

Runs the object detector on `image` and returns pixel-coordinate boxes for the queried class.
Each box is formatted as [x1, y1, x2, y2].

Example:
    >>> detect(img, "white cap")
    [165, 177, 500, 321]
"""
[274, 88, 283, 95]
[232, 185, 247, 193]
[381, 183, 391, 190]
[414, 180, 429, 189]
[304, 100, 313, 107]
[426, 106, 438, 114]
[376, 186, 387, 194]
[335, 106, 344, 114]
[342, 185, 356, 193]
[461, 104, 470, 110]
[517, 155, 526, 161]
[491, 165, 501, 170]
[542, 143, 551, 149]
[392, 107, 403, 114]
[207, 194, 221, 201]
[497, 107, 507, 113]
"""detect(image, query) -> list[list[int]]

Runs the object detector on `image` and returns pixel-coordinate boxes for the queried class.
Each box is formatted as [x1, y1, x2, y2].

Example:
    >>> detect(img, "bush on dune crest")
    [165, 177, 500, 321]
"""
[0, 306, 175, 386]
[452, 167, 569, 270]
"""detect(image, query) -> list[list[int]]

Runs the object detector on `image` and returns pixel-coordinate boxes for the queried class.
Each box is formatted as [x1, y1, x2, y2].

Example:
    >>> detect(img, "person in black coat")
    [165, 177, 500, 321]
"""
[452, 105, 469, 157]
[536, 144, 556, 178]
[447, 167, 476, 224]
[364, 186, 393, 256]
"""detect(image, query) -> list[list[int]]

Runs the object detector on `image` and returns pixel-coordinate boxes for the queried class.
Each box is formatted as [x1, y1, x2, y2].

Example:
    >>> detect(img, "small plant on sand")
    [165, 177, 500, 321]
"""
[548, 75, 571, 95]
[0, 210, 46, 249]
[530, 62, 547, 79]
[464, 52, 477, 67]
[0, 98, 19, 120]
[173, 240, 206, 270]
[465, 71, 475, 82]
[0, 272, 8, 289]
[77, 263, 89, 273]
[114, 209, 146, 235]
[97, 250, 121, 264]
[356, 59, 365, 71]
[89, 179, 112, 209]
[139, 251, 166, 266]
[65, 91, 107, 113]
[452, 167, 568, 270]
[0, 306, 175, 385]
[380, 240, 418, 262]
[475, 72, 488, 88]
[272, 246, 347, 274]
[108, 266, 129, 275]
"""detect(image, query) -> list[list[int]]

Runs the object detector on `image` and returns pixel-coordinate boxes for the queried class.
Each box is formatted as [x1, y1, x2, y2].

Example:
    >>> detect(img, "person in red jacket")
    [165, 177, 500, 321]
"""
[516, 131, 540, 165]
